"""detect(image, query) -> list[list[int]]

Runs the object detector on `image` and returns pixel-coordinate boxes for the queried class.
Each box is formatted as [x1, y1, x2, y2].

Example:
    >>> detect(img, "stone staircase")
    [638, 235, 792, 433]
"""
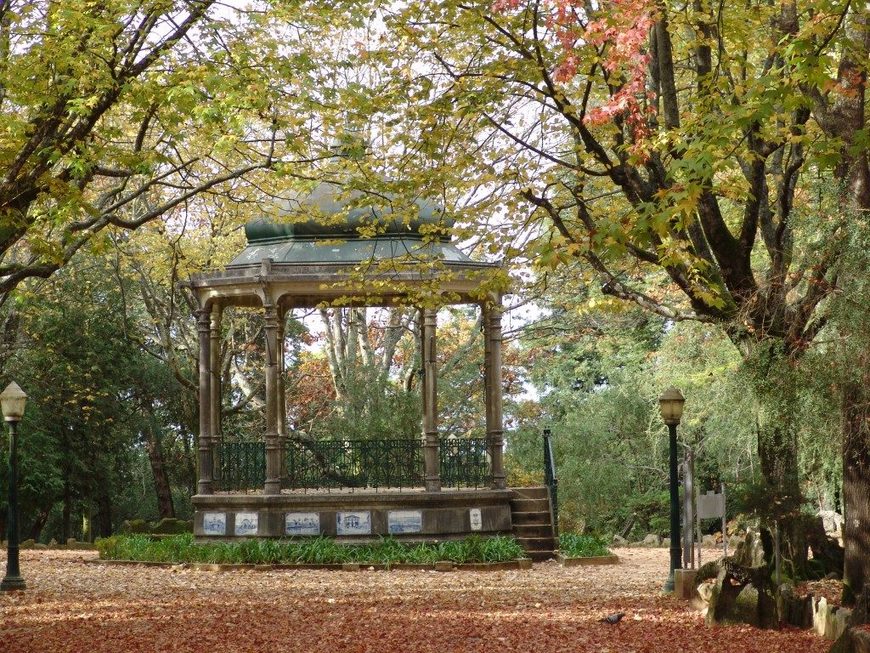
[510, 486, 557, 562]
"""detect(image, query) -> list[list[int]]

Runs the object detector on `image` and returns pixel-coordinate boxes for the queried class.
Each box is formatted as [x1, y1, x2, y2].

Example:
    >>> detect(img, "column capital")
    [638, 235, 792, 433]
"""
[195, 307, 212, 330]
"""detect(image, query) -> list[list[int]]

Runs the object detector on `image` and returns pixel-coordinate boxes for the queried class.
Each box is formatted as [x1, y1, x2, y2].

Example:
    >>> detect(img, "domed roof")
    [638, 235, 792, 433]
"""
[244, 182, 452, 242]
[228, 182, 473, 267]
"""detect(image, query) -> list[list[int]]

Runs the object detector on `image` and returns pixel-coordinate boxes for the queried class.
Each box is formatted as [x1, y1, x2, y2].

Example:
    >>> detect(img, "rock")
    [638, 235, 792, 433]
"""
[806, 516, 845, 578]
[777, 583, 813, 628]
[152, 518, 192, 535]
[19, 539, 35, 549]
[697, 581, 715, 604]
[732, 529, 769, 568]
[705, 532, 778, 630]
[661, 538, 670, 548]
[611, 535, 628, 547]
[814, 597, 853, 641]
[695, 560, 721, 586]
[702, 534, 717, 546]
[67, 537, 78, 547]
[830, 627, 870, 653]
[728, 535, 742, 550]
[819, 510, 844, 536]
[642, 534, 662, 547]
[708, 570, 777, 629]
[734, 583, 763, 627]
[33, 543, 47, 550]
[48, 538, 58, 547]
[120, 519, 150, 534]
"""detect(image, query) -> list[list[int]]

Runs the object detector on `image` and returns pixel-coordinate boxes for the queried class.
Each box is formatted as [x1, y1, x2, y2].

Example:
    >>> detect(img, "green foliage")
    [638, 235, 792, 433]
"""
[119, 520, 151, 535]
[97, 534, 525, 565]
[558, 534, 611, 558]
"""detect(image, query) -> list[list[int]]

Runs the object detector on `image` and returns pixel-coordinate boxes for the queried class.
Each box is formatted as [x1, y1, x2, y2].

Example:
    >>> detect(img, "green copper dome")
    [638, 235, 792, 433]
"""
[228, 182, 473, 267]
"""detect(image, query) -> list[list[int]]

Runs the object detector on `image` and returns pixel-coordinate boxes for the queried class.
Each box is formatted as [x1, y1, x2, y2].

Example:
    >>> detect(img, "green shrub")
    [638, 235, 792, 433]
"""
[558, 533, 611, 557]
[98, 534, 525, 565]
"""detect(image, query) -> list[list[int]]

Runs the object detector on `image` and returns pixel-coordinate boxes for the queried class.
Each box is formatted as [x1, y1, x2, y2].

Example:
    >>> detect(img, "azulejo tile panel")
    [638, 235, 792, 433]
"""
[285, 512, 320, 536]
[203, 512, 226, 536]
[387, 510, 423, 534]
[336, 511, 371, 536]
[234, 512, 258, 536]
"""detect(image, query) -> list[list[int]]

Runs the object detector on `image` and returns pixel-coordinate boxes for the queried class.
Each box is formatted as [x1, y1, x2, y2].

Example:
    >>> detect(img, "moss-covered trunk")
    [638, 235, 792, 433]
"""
[842, 380, 870, 603]
[742, 340, 807, 577]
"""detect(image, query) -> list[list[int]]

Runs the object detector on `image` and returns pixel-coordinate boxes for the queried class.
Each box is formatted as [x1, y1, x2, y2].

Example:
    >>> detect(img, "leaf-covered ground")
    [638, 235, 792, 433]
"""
[1, 548, 828, 652]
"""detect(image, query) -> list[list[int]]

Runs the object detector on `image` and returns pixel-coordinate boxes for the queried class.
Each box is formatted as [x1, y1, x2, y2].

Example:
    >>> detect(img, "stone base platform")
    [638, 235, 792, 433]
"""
[193, 488, 514, 541]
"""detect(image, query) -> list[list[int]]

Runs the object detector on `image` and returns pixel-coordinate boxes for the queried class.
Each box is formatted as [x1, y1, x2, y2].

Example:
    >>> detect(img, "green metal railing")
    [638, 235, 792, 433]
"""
[439, 437, 490, 489]
[217, 441, 266, 491]
[286, 438, 424, 489]
[214, 437, 492, 491]
[543, 428, 559, 537]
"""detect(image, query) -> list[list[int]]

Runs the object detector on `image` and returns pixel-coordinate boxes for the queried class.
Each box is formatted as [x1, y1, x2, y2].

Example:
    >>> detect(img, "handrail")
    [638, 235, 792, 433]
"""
[543, 428, 559, 538]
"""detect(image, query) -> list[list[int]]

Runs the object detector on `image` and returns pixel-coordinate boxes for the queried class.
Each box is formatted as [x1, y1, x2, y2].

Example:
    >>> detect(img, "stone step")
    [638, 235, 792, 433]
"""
[509, 498, 550, 513]
[527, 550, 556, 562]
[516, 536, 557, 551]
[511, 486, 549, 500]
[509, 487, 555, 563]
[513, 523, 555, 539]
[511, 511, 551, 525]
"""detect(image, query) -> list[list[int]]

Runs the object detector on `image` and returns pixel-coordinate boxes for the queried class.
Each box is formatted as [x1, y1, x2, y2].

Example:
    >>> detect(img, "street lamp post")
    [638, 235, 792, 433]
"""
[1, 381, 27, 592]
[659, 387, 685, 593]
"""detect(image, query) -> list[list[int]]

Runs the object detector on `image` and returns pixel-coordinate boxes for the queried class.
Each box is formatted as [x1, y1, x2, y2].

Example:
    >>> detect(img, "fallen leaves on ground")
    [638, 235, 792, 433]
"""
[795, 579, 844, 606]
[1, 549, 829, 652]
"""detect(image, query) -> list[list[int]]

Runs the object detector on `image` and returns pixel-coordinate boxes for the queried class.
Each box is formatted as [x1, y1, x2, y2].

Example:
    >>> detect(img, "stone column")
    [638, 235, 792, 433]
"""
[421, 308, 441, 492]
[263, 299, 281, 495]
[277, 306, 288, 483]
[196, 307, 213, 495]
[484, 300, 506, 489]
[209, 306, 222, 485]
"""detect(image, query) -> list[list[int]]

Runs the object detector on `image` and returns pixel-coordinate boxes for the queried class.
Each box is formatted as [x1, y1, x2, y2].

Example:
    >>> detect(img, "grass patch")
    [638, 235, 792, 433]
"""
[558, 533, 611, 558]
[97, 533, 525, 565]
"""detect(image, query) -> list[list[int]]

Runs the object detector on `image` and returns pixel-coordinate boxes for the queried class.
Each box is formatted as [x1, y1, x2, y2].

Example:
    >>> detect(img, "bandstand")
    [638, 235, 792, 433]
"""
[185, 183, 518, 541]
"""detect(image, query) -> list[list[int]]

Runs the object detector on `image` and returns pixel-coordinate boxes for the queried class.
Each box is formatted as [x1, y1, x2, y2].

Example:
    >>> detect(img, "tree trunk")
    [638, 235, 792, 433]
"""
[28, 506, 50, 542]
[61, 478, 71, 542]
[96, 488, 113, 538]
[145, 415, 175, 519]
[742, 340, 807, 576]
[842, 380, 870, 603]
[756, 419, 807, 578]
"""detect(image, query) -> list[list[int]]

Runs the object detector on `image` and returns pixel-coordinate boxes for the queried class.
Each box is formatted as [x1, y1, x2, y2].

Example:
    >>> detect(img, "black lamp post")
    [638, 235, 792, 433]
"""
[1, 381, 27, 592]
[659, 387, 685, 593]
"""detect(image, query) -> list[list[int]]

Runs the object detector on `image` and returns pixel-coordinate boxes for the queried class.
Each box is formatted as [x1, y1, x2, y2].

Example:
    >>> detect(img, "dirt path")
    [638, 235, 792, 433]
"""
[1, 548, 828, 652]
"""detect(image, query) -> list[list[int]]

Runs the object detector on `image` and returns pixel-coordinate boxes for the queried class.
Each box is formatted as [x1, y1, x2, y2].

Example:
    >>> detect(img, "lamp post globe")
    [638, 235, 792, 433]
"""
[659, 387, 684, 593]
[1, 381, 27, 592]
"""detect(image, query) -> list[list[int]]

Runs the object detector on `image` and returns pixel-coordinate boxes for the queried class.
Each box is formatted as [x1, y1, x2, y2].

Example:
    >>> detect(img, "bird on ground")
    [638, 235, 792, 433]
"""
[599, 612, 625, 624]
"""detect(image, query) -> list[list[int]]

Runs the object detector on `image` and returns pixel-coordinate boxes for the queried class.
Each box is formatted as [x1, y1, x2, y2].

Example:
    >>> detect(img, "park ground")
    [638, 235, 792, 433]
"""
[1, 548, 828, 653]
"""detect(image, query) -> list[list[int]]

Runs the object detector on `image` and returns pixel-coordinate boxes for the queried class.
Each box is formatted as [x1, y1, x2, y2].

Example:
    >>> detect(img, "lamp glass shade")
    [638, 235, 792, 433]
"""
[0, 381, 27, 421]
[659, 387, 685, 425]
